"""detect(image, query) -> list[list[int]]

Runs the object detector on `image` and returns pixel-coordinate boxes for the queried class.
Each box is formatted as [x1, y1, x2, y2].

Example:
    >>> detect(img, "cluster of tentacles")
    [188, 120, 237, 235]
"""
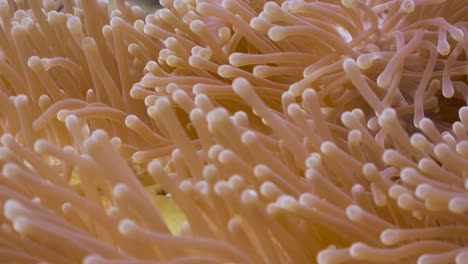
[0, 0, 467, 263]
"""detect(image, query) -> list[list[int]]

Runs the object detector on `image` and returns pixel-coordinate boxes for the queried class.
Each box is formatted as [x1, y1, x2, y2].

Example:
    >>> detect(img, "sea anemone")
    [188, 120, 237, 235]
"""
[0, 0, 467, 263]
